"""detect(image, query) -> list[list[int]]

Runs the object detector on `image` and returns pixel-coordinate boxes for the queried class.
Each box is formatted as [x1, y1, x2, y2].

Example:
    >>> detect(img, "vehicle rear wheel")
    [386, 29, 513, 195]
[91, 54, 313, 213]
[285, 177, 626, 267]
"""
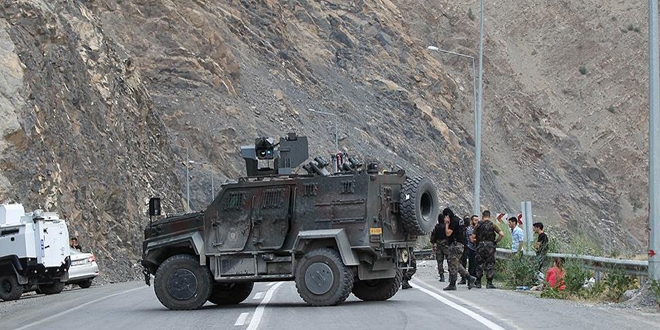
[400, 176, 438, 235]
[208, 282, 254, 305]
[0, 275, 23, 301]
[294, 248, 353, 306]
[78, 279, 93, 289]
[154, 254, 212, 310]
[39, 281, 65, 295]
[352, 269, 402, 301]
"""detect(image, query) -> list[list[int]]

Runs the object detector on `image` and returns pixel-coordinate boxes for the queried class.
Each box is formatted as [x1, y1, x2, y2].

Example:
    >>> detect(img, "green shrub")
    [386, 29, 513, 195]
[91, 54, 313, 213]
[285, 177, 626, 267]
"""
[503, 255, 537, 288]
[603, 267, 636, 302]
[563, 259, 590, 294]
[607, 105, 615, 113]
[468, 8, 475, 21]
[650, 280, 660, 303]
[540, 285, 567, 299]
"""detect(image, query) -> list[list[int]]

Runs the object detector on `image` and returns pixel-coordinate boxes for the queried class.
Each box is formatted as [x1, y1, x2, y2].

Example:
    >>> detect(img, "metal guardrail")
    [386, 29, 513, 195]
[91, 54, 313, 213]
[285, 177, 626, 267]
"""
[414, 248, 649, 280]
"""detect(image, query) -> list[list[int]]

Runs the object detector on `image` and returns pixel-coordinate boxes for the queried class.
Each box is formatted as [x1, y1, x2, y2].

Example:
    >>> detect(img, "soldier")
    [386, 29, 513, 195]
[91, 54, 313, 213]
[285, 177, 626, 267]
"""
[401, 253, 416, 290]
[442, 208, 476, 291]
[472, 210, 504, 289]
[430, 214, 448, 282]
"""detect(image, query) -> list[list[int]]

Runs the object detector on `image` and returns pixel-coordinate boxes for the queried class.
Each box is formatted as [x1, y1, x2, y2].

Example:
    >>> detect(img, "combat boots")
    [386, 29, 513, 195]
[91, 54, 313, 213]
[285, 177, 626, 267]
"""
[467, 276, 477, 290]
[443, 281, 457, 291]
[486, 279, 496, 289]
[458, 277, 467, 285]
[474, 277, 482, 288]
[438, 274, 445, 282]
[402, 279, 412, 290]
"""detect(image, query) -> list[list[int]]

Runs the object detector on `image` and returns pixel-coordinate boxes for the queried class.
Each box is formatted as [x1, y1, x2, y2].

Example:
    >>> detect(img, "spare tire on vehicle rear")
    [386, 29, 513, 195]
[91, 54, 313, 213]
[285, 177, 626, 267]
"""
[400, 176, 438, 235]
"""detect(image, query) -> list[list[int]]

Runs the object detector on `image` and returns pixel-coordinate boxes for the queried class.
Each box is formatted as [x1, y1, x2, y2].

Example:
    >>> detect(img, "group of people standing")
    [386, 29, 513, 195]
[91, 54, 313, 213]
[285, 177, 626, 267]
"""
[431, 209, 504, 290]
[431, 208, 552, 290]
[401, 207, 553, 291]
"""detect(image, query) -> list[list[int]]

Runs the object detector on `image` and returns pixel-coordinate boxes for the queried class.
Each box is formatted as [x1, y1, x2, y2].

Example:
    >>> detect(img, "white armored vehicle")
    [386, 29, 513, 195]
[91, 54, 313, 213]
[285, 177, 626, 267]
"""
[0, 204, 71, 301]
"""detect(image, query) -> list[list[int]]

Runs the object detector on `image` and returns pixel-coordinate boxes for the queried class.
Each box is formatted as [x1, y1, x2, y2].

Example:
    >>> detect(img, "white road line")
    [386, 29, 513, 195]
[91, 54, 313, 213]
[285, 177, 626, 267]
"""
[253, 292, 265, 300]
[234, 312, 250, 326]
[246, 282, 283, 330]
[14, 286, 148, 330]
[266, 282, 276, 286]
[411, 281, 506, 330]
[418, 283, 525, 330]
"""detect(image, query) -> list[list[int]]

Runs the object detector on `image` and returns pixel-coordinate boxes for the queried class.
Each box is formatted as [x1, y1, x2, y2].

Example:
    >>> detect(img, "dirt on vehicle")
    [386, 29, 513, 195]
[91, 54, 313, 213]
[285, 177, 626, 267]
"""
[141, 133, 438, 309]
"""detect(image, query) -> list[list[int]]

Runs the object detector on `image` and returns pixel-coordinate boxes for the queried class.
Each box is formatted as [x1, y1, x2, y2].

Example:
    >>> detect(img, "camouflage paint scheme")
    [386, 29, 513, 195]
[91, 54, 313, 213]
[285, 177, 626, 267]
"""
[141, 133, 438, 309]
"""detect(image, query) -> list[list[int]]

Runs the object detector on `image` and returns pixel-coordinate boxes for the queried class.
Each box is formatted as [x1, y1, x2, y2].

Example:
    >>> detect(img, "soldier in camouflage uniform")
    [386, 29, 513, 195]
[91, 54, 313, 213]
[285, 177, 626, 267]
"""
[430, 214, 448, 282]
[401, 253, 417, 289]
[472, 210, 504, 289]
[442, 208, 476, 291]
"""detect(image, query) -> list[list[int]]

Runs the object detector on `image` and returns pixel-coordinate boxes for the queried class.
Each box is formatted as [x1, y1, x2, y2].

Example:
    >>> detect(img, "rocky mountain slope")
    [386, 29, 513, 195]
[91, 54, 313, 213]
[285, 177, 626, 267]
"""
[0, 0, 650, 280]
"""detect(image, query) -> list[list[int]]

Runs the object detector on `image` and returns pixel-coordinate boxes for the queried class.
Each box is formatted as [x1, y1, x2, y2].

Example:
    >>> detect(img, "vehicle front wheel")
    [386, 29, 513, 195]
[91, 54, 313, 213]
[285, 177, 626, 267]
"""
[39, 281, 65, 295]
[208, 282, 254, 305]
[78, 279, 93, 289]
[352, 269, 402, 301]
[0, 275, 23, 301]
[154, 254, 212, 310]
[294, 248, 353, 306]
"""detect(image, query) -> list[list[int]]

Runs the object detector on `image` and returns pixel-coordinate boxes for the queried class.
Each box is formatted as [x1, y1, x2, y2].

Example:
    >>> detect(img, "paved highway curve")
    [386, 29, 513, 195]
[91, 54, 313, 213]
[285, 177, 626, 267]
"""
[0, 262, 656, 330]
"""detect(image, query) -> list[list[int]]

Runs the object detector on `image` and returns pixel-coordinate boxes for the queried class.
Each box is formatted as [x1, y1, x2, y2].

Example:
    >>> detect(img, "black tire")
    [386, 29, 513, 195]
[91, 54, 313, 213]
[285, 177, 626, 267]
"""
[154, 254, 212, 310]
[208, 282, 254, 305]
[352, 269, 402, 301]
[78, 279, 93, 289]
[295, 248, 353, 306]
[400, 176, 438, 235]
[39, 281, 65, 295]
[0, 275, 23, 301]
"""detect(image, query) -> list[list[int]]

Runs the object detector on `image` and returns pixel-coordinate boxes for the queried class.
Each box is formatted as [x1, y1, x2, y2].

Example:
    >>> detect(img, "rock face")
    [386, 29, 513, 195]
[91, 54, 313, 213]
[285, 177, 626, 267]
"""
[0, 0, 649, 280]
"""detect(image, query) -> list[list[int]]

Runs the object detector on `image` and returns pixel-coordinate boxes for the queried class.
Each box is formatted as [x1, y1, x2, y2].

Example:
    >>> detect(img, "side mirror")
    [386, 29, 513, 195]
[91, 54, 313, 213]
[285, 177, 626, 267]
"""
[149, 198, 161, 216]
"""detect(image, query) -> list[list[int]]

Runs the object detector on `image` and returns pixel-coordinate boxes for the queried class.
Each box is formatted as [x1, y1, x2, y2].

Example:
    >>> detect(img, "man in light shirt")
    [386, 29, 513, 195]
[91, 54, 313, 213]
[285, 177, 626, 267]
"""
[508, 217, 524, 255]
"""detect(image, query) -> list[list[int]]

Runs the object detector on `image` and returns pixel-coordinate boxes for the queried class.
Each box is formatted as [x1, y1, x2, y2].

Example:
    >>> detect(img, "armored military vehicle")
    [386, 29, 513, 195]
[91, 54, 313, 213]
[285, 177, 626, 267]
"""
[141, 133, 438, 310]
[0, 204, 71, 301]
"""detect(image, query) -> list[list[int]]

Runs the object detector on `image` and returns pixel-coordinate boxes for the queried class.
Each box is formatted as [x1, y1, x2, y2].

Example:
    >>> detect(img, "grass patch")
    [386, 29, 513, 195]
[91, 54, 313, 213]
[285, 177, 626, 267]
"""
[650, 280, 660, 305]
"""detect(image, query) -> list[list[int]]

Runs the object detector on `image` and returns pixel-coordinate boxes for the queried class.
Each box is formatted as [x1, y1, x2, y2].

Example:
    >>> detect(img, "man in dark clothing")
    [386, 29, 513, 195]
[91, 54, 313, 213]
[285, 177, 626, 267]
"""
[458, 215, 470, 285]
[472, 210, 504, 289]
[533, 222, 549, 272]
[401, 253, 417, 290]
[430, 214, 448, 282]
[465, 215, 479, 278]
[442, 208, 476, 291]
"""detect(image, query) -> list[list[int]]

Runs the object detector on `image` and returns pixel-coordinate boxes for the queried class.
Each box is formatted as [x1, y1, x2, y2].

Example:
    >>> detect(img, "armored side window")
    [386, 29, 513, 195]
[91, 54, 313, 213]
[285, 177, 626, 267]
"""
[262, 188, 284, 209]
[223, 191, 246, 210]
[341, 180, 355, 194]
[303, 183, 318, 196]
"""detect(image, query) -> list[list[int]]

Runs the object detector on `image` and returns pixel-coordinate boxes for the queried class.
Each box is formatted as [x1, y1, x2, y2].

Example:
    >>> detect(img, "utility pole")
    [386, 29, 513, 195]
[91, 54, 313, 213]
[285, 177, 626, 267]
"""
[648, 0, 660, 281]
[475, 0, 485, 215]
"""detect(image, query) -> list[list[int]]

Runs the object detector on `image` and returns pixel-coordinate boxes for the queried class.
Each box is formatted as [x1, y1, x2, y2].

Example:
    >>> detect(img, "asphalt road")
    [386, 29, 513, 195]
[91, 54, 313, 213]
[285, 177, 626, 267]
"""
[0, 261, 657, 330]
